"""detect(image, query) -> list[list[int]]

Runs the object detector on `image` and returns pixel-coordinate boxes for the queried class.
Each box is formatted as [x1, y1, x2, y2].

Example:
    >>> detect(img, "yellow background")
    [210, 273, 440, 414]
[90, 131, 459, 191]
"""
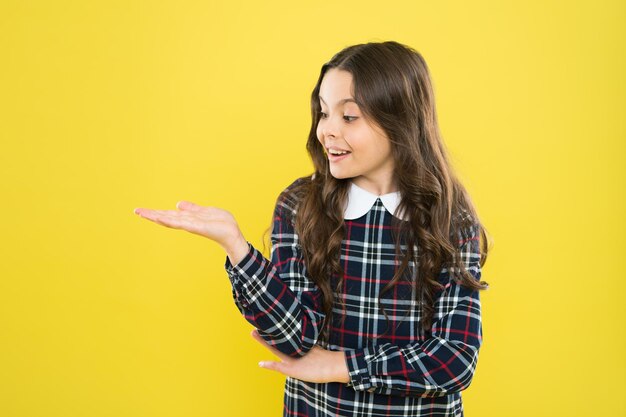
[1, 1, 624, 416]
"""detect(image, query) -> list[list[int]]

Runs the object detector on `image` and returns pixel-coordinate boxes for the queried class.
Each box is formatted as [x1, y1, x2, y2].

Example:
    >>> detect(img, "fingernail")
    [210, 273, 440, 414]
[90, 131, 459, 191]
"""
[258, 361, 264, 368]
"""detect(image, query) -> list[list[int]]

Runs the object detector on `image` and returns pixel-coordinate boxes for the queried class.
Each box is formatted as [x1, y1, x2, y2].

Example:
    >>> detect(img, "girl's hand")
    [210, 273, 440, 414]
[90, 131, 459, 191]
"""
[133, 201, 247, 260]
[251, 329, 350, 384]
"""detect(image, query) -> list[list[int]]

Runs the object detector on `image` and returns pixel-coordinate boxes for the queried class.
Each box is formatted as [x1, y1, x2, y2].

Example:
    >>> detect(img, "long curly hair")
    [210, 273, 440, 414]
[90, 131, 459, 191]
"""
[264, 41, 491, 345]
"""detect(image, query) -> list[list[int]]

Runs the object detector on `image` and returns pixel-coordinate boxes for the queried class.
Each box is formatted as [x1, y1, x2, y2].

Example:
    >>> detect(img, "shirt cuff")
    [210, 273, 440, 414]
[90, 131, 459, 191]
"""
[344, 348, 376, 392]
[223, 241, 269, 307]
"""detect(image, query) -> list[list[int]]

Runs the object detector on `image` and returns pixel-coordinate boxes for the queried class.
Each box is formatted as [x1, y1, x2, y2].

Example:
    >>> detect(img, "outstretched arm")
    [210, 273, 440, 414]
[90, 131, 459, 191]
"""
[133, 192, 325, 358]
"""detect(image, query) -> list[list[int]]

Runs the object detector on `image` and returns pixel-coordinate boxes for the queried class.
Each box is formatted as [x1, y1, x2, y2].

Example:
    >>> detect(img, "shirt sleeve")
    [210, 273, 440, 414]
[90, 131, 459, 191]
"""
[224, 194, 325, 358]
[343, 222, 484, 397]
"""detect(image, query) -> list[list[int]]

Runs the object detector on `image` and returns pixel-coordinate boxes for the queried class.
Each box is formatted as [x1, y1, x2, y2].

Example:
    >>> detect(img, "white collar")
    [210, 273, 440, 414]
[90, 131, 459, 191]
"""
[344, 181, 407, 220]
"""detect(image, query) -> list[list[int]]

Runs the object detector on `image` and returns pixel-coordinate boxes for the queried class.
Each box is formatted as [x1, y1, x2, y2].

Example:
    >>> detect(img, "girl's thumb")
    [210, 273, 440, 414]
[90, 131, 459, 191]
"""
[176, 201, 199, 211]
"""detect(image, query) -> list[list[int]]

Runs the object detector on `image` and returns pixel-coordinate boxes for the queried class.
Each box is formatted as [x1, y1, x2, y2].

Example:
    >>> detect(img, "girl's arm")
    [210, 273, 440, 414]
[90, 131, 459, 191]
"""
[224, 187, 325, 358]
[342, 222, 484, 397]
[133, 181, 323, 358]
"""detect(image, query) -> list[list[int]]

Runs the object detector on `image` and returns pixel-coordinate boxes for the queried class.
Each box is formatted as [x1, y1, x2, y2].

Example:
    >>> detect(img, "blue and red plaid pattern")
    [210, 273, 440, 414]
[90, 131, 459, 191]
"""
[225, 177, 484, 416]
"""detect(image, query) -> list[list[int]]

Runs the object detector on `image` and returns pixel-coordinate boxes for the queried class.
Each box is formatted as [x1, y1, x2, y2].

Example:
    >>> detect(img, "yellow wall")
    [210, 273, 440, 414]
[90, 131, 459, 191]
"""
[1, 1, 624, 416]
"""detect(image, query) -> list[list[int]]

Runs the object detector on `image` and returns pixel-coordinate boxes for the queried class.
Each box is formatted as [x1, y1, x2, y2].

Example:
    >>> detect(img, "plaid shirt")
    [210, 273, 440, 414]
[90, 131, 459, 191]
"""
[225, 177, 483, 417]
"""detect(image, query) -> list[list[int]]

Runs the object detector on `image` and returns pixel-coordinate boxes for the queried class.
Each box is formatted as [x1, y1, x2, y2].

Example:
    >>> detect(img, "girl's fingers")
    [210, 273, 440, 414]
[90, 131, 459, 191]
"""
[136, 209, 187, 229]
[258, 360, 288, 375]
[134, 205, 236, 243]
[136, 204, 227, 222]
[176, 201, 203, 211]
[135, 208, 175, 218]
[146, 215, 176, 228]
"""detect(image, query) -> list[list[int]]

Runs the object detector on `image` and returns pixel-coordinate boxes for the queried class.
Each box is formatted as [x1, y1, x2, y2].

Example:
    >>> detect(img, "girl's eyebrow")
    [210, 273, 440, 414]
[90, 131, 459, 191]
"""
[319, 96, 357, 105]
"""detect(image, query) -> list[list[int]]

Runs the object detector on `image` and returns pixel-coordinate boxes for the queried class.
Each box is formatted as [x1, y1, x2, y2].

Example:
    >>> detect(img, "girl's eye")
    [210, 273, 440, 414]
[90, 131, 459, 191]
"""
[318, 111, 358, 123]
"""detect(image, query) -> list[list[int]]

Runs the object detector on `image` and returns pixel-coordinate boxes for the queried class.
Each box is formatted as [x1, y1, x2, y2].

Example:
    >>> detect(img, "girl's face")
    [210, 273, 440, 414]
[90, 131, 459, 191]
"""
[316, 68, 396, 194]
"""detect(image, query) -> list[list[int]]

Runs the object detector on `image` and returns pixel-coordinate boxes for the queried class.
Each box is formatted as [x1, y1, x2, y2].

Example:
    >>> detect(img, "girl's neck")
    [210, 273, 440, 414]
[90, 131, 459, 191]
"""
[351, 175, 398, 196]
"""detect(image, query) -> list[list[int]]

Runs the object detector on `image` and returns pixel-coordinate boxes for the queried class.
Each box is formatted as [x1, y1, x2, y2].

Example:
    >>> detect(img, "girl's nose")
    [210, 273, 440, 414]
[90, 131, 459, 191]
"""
[322, 115, 340, 138]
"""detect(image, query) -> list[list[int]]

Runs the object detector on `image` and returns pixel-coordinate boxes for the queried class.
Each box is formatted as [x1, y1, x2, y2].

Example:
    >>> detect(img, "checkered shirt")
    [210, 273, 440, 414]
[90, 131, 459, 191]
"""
[225, 177, 484, 417]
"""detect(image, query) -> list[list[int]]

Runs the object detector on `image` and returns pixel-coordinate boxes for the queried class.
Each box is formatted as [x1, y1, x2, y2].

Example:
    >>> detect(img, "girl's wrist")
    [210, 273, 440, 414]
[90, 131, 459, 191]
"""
[333, 351, 350, 383]
[224, 233, 249, 266]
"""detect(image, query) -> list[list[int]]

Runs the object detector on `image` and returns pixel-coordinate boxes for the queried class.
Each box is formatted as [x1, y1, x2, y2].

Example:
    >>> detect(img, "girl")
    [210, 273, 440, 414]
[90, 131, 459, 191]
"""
[134, 40, 490, 417]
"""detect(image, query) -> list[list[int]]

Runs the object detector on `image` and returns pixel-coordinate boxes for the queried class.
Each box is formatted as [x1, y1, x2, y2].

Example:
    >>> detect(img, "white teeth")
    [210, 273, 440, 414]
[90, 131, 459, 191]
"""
[329, 149, 349, 155]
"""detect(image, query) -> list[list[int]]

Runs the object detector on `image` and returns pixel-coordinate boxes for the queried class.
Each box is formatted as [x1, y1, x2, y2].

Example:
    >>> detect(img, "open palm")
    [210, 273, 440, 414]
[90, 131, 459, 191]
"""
[251, 329, 350, 384]
[133, 201, 243, 251]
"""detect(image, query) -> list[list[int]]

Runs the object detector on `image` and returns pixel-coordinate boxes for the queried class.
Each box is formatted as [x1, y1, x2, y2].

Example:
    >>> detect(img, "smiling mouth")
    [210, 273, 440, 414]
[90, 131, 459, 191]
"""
[326, 148, 352, 155]
[328, 152, 351, 161]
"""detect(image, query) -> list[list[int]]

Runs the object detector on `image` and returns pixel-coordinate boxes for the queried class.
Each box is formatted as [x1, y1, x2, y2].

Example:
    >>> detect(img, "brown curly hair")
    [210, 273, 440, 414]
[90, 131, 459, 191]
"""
[264, 41, 491, 345]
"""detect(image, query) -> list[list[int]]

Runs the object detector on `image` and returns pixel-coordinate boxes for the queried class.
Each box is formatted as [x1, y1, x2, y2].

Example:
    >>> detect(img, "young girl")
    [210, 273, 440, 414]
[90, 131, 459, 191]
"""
[134, 40, 490, 417]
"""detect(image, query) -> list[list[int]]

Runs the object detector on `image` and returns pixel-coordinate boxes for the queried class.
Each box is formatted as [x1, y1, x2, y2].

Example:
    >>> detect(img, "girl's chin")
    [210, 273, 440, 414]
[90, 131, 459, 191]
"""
[329, 170, 354, 180]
